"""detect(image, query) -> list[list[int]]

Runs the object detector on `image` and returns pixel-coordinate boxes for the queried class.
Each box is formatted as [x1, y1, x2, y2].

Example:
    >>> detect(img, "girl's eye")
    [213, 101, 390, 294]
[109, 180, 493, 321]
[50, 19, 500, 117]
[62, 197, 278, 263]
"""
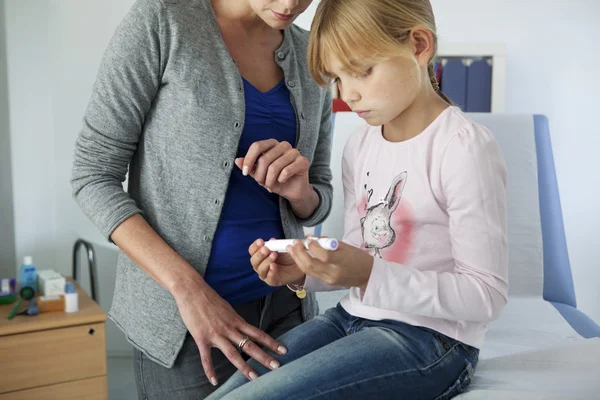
[356, 67, 373, 79]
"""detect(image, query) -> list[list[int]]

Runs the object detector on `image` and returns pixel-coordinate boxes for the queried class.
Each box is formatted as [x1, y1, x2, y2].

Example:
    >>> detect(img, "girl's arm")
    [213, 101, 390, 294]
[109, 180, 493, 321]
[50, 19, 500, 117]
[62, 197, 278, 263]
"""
[361, 126, 508, 323]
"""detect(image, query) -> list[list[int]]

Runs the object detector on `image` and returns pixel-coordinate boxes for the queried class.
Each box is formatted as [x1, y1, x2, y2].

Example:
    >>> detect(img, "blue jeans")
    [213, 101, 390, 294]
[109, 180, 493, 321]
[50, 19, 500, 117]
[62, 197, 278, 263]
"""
[207, 303, 479, 400]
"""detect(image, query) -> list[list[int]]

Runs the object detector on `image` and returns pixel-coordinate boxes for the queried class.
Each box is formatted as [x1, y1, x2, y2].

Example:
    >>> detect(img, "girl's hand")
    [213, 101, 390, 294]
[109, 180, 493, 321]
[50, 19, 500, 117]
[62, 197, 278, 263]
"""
[236, 139, 312, 202]
[249, 238, 306, 287]
[287, 239, 374, 290]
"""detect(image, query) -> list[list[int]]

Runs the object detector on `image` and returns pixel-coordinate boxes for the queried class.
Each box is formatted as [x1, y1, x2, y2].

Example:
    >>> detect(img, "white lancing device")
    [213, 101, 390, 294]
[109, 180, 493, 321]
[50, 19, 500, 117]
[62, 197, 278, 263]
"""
[264, 238, 339, 252]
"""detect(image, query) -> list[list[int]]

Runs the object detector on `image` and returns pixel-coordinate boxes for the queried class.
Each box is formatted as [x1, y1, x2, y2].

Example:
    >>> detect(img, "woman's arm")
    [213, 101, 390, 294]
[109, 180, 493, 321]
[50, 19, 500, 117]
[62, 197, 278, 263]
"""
[293, 88, 334, 225]
[71, 0, 162, 238]
[234, 88, 334, 222]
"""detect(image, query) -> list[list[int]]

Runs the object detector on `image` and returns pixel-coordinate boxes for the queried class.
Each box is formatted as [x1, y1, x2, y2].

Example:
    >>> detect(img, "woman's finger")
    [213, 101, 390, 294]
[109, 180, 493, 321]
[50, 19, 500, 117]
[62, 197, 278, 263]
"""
[264, 149, 298, 188]
[241, 323, 287, 356]
[277, 155, 309, 184]
[242, 140, 279, 177]
[252, 142, 291, 185]
[197, 341, 218, 386]
[236, 335, 281, 372]
[235, 157, 245, 173]
[214, 337, 259, 381]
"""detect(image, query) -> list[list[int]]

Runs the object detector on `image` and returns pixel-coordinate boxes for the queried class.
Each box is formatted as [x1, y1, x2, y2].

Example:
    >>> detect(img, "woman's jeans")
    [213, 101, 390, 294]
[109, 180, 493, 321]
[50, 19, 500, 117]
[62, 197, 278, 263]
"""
[208, 303, 479, 400]
[134, 287, 303, 399]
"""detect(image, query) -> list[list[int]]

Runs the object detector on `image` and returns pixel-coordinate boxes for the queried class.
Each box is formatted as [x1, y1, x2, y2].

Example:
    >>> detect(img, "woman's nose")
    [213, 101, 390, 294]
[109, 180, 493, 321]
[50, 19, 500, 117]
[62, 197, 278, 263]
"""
[281, 0, 300, 9]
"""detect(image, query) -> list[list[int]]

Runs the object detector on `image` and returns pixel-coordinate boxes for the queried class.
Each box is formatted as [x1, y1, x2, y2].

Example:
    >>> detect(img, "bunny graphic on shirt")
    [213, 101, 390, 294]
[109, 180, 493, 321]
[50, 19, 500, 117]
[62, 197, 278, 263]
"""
[361, 171, 408, 258]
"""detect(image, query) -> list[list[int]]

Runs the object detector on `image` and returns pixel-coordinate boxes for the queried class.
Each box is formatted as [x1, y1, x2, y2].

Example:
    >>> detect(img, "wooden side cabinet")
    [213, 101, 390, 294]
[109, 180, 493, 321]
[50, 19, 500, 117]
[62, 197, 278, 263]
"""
[0, 281, 107, 399]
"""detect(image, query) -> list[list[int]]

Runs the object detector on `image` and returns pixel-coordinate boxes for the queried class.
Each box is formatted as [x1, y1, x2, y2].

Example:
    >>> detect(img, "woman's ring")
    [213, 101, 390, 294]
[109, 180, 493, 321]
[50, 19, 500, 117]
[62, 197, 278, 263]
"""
[237, 336, 251, 352]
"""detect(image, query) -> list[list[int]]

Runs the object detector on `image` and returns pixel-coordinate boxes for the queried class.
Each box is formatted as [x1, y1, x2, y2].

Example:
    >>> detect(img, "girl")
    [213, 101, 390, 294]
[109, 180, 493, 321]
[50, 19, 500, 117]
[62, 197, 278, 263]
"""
[208, 0, 508, 398]
[71, 0, 333, 398]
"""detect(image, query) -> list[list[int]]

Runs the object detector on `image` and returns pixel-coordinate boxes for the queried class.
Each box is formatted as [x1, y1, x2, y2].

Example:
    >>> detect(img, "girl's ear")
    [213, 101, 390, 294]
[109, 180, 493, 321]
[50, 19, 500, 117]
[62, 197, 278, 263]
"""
[409, 26, 435, 68]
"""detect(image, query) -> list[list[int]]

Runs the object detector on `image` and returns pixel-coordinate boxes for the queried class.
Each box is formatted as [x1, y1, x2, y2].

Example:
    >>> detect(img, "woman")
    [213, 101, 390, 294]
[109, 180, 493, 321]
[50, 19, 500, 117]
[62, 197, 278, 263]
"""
[70, 0, 332, 398]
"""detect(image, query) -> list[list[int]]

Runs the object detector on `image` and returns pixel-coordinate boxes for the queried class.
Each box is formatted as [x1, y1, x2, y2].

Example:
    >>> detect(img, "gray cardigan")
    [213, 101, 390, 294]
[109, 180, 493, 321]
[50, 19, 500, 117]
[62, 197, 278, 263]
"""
[71, 0, 333, 368]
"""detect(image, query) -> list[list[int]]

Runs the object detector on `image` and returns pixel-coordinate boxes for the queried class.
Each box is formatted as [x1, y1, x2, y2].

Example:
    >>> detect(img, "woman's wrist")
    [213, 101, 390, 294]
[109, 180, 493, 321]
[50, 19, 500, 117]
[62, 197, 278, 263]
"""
[168, 263, 208, 301]
[287, 185, 320, 219]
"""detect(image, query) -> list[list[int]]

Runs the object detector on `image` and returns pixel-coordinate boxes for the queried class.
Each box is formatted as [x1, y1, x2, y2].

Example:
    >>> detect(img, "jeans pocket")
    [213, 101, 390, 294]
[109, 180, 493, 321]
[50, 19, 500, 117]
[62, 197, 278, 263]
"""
[460, 343, 480, 363]
[417, 326, 458, 353]
[434, 361, 475, 400]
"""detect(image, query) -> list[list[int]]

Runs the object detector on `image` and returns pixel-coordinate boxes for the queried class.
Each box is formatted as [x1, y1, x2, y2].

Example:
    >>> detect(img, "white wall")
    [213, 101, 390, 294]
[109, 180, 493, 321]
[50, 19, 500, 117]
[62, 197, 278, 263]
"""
[2, 0, 599, 354]
[4, 1, 57, 275]
[4, 0, 135, 356]
[0, 0, 16, 278]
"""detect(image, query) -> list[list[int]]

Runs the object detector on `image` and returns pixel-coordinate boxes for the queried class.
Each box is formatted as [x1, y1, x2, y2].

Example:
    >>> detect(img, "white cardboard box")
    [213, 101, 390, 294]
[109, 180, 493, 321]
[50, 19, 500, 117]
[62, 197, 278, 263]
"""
[37, 270, 66, 296]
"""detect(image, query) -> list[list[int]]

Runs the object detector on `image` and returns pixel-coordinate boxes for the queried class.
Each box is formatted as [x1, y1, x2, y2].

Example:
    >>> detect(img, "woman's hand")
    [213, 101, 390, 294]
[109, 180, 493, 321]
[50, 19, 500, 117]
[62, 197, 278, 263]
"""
[236, 139, 313, 203]
[286, 239, 375, 290]
[249, 238, 306, 287]
[172, 276, 287, 385]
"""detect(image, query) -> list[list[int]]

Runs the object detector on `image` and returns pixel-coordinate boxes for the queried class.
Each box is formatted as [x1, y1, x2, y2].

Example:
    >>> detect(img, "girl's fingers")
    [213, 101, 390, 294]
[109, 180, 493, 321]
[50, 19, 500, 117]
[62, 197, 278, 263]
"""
[248, 238, 265, 256]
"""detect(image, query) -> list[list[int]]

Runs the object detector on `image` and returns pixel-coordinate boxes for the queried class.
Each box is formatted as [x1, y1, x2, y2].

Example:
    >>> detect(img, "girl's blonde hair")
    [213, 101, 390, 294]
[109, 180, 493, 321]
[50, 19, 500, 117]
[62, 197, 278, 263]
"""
[308, 0, 452, 105]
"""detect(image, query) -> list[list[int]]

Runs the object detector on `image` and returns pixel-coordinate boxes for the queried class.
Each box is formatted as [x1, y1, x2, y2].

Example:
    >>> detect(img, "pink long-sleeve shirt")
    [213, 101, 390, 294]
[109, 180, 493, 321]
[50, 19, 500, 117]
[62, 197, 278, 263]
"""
[305, 106, 509, 349]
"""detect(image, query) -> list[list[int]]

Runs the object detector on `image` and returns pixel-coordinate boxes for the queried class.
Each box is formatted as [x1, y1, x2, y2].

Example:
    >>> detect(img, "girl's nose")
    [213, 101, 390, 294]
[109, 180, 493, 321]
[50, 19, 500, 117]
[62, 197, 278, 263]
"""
[340, 85, 360, 107]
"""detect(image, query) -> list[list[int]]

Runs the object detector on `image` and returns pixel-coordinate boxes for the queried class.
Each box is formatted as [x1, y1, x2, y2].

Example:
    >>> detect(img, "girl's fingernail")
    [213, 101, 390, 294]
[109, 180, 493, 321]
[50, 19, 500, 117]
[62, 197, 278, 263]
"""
[270, 360, 280, 369]
[250, 371, 259, 380]
[262, 247, 269, 255]
[278, 346, 288, 354]
[210, 377, 218, 386]
[243, 166, 249, 176]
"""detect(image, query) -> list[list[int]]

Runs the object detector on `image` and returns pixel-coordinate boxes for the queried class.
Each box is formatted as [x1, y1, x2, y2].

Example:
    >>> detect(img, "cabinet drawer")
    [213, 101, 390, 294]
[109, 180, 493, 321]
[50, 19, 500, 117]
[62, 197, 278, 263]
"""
[0, 376, 107, 400]
[0, 323, 106, 393]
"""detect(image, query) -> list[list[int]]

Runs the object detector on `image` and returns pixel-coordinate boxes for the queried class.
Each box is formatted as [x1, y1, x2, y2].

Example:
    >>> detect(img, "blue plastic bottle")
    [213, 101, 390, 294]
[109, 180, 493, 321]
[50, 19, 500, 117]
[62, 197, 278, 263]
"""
[18, 256, 37, 292]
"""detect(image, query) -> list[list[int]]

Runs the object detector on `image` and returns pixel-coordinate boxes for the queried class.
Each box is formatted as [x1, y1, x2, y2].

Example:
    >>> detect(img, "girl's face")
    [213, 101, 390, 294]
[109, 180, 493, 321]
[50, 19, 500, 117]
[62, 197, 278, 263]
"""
[326, 28, 435, 127]
[330, 54, 425, 127]
[249, 0, 314, 29]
